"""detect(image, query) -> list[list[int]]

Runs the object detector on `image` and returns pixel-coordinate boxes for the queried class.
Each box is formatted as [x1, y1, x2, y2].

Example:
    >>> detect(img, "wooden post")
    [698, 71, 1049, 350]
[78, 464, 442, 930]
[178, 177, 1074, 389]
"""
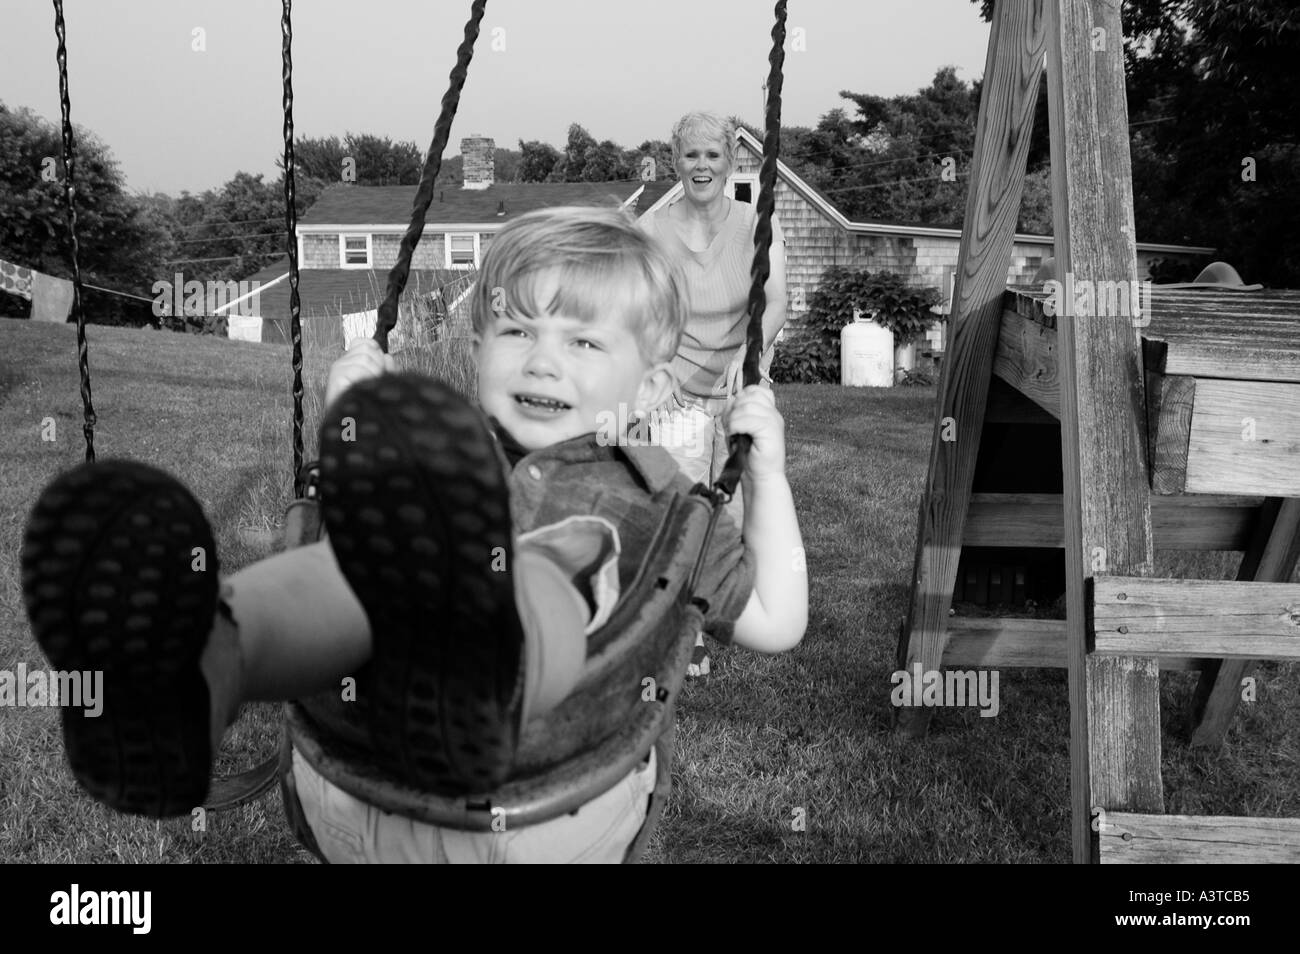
[1045, 0, 1162, 863]
[895, 0, 1047, 737]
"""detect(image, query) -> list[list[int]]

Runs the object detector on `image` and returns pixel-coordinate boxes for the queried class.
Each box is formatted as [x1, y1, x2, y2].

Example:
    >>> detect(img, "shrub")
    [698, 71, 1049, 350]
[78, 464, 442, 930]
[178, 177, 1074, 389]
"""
[771, 266, 943, 384]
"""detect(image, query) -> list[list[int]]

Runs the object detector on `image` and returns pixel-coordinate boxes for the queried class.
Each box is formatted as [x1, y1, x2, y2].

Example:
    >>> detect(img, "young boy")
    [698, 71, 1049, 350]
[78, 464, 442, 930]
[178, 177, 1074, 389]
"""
[21, 206, 807, 863]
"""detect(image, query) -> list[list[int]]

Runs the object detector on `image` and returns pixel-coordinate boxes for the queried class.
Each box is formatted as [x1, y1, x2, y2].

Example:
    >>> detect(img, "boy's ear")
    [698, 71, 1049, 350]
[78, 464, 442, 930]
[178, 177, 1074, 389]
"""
[637, 362, 676, 414]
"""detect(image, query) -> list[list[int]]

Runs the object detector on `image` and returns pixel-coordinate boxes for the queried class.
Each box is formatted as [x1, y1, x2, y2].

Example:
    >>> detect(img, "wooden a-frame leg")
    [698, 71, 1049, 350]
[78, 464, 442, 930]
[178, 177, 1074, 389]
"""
[1046, 0, 1162, 863]
[1190, 497, 1300, 748]
[895, 0, 1047, 738]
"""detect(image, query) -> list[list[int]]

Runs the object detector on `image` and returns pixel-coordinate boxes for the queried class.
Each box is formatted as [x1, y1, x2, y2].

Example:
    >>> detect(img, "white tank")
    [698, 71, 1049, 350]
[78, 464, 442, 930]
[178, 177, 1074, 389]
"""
[840, 310, 894, 387]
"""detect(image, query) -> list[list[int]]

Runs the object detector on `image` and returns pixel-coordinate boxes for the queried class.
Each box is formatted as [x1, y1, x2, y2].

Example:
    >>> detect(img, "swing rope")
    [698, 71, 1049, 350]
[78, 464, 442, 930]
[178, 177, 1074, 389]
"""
[687, 0, 785, 598]
[281, 0, 306, 498]
[373, 0, 488, 354]
[711, 0, 785, 501]
[52, 0, 96, 463]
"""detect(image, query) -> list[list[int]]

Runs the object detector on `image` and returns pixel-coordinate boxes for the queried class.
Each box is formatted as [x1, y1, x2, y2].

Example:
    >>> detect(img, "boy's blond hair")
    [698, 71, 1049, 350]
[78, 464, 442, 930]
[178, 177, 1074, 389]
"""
[470, 206, 687, 365]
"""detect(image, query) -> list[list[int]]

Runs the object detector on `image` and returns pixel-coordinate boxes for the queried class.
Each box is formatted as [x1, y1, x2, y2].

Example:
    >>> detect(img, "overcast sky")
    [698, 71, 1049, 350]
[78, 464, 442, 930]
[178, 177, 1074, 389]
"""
[2, 0, 992, 196]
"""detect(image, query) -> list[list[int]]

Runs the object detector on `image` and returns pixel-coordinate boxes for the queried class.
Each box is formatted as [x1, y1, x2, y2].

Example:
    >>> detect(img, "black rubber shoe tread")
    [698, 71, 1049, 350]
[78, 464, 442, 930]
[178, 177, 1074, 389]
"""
[319, 373, 523, 792]
[20, 459, 218, 817]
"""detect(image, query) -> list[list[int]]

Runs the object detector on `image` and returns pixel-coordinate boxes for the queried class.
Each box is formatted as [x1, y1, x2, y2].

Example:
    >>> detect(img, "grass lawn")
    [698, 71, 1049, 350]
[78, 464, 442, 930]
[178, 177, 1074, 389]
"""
[1, 317, 1296, 863]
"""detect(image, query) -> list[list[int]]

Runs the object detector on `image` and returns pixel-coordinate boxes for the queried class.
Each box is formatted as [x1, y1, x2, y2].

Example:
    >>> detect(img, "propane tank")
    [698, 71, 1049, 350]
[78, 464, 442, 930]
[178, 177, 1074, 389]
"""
[840, 309, 894, 387]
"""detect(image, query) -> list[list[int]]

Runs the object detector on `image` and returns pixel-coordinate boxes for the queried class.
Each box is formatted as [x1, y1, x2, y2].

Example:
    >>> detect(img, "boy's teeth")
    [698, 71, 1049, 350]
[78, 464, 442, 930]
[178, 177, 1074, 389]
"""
[517, 395, 567, 411]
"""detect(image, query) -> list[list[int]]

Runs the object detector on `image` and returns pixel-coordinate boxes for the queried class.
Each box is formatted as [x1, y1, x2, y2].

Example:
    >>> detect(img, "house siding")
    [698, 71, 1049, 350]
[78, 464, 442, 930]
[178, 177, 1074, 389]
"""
[732, 136, 1205, 352]
[303, 234, 339, 269]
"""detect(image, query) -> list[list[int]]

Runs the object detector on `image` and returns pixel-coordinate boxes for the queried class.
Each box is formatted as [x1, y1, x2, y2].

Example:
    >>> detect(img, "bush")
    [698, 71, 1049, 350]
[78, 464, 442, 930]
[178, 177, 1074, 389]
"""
[771, 266, 943, 384]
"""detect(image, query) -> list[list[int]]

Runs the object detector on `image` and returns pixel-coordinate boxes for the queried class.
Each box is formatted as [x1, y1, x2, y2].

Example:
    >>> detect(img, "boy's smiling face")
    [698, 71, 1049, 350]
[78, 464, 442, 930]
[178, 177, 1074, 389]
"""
[473, 270, 674, 453]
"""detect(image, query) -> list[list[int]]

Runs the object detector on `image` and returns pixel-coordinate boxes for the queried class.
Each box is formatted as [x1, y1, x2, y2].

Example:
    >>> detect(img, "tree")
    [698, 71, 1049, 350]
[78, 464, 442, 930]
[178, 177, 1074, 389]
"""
[516, 139, 560, 182]
[547, 124, 598, 182]
[0, 102, 172, 324]
[973, 0, 1300, 284]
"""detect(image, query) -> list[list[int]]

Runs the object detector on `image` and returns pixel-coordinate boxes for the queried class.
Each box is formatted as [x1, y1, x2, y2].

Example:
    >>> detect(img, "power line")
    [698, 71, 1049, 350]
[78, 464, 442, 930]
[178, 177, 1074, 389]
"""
[171, 230, 288, 245]
[172, 216, 290, 232]
[160, 252, 286, 265]
[815, 171, 972, 197]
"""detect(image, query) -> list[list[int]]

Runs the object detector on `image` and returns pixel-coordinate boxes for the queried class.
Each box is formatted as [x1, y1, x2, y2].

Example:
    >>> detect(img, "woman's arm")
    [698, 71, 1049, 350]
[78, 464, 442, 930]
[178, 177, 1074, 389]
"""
[761, 214, 788, 351]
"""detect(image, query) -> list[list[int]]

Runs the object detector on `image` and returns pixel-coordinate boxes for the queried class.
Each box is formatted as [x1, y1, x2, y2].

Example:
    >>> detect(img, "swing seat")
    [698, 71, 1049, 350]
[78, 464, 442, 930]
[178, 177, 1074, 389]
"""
[277, 479, 713, 858]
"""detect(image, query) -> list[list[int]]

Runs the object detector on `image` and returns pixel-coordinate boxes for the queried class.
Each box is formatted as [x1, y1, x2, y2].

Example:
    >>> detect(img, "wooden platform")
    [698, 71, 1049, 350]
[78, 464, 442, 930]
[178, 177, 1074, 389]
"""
[997, 287, 1300, 496]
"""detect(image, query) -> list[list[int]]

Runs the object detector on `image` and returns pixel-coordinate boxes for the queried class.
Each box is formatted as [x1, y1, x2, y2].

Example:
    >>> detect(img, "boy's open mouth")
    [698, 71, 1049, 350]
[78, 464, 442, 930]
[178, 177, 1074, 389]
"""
[515, 394, 571, 413]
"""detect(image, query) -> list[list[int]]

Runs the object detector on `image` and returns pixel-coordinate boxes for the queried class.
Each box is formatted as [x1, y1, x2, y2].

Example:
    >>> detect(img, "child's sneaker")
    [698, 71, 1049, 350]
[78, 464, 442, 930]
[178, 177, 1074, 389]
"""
[20, 460, 220, 816]
[686, 632, 711, 678]
[319, 373, 524, 793]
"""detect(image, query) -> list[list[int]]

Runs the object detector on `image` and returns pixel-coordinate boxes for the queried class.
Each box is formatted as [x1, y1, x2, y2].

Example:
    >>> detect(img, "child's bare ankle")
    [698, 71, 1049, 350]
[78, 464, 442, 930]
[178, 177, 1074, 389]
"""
[199, 584, 245, 753]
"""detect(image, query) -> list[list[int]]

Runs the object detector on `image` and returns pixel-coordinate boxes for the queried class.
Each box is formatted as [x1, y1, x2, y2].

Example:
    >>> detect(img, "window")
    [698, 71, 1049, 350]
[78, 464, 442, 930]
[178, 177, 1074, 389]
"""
[446, 233, 478, 269]
[728, 174, 758, 204]
[340, 234, 371, 268]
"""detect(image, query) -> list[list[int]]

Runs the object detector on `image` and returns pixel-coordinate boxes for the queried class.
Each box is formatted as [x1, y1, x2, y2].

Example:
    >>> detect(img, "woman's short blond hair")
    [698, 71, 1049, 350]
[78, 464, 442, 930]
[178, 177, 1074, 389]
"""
[670, 111, 736, 170]
[470, 206, 687, 366]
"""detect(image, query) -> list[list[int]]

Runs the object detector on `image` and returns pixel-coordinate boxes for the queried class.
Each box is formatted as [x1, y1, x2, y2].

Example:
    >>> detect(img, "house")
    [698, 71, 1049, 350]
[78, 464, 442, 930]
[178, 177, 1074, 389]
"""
[237, 129, 1213, 353]
[237, 136, 674, 344]
[642, 127, 1216, 354]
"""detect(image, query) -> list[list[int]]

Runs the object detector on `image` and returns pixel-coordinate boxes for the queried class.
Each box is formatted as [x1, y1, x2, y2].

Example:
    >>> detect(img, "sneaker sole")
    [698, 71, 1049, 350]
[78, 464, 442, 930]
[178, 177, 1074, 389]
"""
[319, 374, 523, 792]
[21, 460, 217, 816]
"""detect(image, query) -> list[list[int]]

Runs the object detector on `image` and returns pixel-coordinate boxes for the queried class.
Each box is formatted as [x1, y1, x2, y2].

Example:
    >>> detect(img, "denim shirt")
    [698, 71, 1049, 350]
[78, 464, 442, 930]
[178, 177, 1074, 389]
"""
[492, 425, 754, 644]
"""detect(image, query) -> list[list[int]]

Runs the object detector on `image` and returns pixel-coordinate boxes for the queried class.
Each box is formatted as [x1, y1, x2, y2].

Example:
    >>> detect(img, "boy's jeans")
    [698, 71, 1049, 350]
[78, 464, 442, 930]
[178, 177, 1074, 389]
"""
[291, 745, 656, 863]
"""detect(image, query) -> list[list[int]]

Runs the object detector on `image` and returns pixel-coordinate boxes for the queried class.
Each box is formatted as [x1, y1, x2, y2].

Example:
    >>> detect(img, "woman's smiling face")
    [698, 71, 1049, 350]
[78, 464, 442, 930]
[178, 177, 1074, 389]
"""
[675, 136, 732, 205]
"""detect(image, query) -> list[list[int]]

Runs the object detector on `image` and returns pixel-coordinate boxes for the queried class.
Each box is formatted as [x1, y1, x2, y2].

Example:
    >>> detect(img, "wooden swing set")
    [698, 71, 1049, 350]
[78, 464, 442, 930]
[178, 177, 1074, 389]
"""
[45, 0, 789, 862]
[898, 0, 1300, 863]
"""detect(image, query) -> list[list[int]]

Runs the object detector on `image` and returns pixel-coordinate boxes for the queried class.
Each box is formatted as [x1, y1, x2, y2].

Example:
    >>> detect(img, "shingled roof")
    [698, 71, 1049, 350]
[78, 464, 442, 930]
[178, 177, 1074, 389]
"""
[300, 179, 676, 225]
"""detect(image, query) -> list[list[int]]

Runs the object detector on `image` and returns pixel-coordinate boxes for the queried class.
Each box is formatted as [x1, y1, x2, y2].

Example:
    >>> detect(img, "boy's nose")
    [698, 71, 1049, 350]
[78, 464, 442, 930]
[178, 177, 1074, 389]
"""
[522, 342, 561, 377]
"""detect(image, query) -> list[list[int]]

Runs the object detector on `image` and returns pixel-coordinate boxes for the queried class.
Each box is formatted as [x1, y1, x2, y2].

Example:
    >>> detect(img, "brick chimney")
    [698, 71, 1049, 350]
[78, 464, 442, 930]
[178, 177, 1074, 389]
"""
[461, 135, 495, 190]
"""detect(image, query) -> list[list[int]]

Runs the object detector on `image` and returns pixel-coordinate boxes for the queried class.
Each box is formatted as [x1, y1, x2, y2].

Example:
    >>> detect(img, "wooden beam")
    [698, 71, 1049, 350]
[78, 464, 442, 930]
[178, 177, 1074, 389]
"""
[896, 0, 1047, 738]
[1158, 341, 1300, 385]
[1191, 497, 1300, 747]
[1045, 0, 1161, 863]
[1145, 368, 1195, 495]
[985, 376, 1060, 424]
[1097, 811, 1300, 863]
[1094, 575, 1300, 659]
[943, 616, 1203, 670]
[964, 492, 1261, 550]
[993, 308, 1061, 418]
[1185, 380, 1300, 496]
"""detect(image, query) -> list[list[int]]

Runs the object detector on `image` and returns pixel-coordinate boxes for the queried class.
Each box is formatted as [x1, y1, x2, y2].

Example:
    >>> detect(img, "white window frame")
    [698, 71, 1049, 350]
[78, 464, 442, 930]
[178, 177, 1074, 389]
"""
[728, 173, 759, 204]
[445, 232, 481, 270]
[339, 234, 372, 269]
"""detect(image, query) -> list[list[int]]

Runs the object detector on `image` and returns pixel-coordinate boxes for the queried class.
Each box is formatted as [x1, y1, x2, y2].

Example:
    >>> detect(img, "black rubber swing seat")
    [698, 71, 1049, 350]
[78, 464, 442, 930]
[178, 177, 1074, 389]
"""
[288, 476, 710, 831]
[20, 460, 219, 817]
[317, 373, 525, 793]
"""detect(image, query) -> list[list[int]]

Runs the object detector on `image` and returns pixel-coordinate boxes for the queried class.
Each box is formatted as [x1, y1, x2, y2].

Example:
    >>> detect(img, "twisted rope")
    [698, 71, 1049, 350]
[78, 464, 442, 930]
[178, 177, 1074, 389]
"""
[281, 0, 305, 497]
[712, 0, 785, 500]
[373, 0, 487, 353]
[53, 0, 96, 463]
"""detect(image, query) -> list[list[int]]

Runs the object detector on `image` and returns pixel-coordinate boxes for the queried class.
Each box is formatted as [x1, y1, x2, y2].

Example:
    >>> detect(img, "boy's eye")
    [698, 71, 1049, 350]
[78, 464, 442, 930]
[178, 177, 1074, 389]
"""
[573, 338, 600, 350]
